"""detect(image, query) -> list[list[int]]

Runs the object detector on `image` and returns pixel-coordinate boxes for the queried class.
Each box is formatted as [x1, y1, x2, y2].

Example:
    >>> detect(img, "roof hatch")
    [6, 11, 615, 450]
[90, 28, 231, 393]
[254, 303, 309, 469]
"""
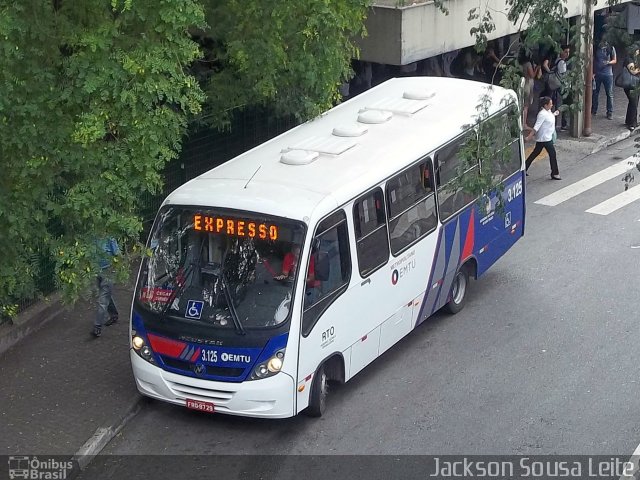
[403, 89, 436, 101]
[289, 136, 357, 155]
[357, 109, 393, 124]
[332, 123, 368, 137]
[280, 149, 319, 165]
[364, 96, 430, 115]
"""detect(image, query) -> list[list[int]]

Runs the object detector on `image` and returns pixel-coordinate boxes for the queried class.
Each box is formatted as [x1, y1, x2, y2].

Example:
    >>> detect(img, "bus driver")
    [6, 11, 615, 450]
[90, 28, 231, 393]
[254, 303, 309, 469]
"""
[274, 245, 321, 305]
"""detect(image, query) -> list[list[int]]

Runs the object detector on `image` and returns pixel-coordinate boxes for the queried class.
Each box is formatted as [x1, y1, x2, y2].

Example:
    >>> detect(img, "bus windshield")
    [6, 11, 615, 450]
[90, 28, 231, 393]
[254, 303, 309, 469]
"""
[136, 206, 306, 330]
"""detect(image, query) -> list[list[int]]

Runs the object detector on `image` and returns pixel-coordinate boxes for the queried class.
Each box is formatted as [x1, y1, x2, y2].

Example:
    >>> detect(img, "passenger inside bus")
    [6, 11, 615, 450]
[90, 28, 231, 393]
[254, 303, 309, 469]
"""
[274, 244, 322, 306]
[422, 164, 434, 192]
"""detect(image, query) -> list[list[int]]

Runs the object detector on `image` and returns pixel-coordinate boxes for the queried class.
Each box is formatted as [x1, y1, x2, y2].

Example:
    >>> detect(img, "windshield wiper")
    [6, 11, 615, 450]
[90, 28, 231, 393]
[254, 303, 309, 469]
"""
[160, 261, 196, 319]
[160, 237, 206, 319]
[220, 270, 246, 335]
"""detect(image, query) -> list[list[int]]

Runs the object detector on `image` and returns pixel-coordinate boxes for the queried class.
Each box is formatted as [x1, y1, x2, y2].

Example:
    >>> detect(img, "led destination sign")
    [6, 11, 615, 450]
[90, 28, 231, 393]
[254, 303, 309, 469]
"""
[193, 214, 279, 240]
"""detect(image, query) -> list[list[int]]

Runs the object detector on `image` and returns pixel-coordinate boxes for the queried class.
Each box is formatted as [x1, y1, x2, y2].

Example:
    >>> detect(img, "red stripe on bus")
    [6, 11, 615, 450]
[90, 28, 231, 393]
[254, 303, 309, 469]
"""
[147, 333, 186, 358]
[461, 209, 475, 261]
[191, 348, 201, 362]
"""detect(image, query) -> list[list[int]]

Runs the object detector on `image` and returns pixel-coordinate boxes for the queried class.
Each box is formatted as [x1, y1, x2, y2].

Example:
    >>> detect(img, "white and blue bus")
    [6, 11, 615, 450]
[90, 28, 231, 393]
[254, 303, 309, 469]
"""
[130, 77, 525, 418]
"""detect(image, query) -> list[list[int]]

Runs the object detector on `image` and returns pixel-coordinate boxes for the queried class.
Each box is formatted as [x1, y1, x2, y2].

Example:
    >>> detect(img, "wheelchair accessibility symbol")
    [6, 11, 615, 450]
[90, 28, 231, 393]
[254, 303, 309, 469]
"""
[185, 300, 204, 319]
[504, 211, 512, 229]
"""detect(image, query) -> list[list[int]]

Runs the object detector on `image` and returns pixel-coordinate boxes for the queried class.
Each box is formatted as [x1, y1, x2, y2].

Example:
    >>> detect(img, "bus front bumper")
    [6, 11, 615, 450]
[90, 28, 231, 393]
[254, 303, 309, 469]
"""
[130, 351, 296, 418]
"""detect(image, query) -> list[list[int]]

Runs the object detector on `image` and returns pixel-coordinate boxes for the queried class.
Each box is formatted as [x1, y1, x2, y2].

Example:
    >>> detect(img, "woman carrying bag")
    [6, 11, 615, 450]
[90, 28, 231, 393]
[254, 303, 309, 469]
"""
[621, 48, 640, 131]
[525, 96, 562, 180]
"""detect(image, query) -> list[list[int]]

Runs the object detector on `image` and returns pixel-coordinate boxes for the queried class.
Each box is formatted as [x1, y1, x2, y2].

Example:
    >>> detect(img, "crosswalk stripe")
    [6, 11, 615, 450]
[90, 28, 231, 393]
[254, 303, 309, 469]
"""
[534, 157, 636, 206]
[585, 183, 640, 215]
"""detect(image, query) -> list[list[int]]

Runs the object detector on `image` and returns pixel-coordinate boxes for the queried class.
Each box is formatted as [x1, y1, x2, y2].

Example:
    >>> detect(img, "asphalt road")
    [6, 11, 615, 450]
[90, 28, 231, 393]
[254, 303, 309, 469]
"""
[82, 138, 640, 478]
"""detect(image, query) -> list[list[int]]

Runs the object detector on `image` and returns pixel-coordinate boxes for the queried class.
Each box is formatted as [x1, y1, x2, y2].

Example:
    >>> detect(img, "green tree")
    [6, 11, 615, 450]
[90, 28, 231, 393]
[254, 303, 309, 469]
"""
[0, 0, 206, 316]
[444, 0, 622, 207]
[195, 0, 369, 129]
[0, 0, 369, 319]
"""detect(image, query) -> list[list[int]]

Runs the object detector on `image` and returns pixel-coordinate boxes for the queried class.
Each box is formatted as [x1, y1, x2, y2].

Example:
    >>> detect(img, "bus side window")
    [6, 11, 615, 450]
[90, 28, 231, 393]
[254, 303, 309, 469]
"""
[353, 188, 389, 277]
[435, 133, 478, 222]
[302, 210, 352, 336]
[386, 160, 437, 255]
[490, 105, 522, 182]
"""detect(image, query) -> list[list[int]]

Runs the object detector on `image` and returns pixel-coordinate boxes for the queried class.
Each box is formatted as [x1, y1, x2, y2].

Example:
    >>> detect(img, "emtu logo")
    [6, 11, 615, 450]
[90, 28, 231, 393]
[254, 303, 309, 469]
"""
[391, 259, 416, 285]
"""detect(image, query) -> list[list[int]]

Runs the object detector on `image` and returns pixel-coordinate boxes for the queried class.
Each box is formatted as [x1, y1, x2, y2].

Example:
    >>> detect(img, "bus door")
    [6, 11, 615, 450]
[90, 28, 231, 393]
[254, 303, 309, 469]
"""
[345, 187, 394, 377]
[297, 187, 392, 395]
[297, 210, 352, 401]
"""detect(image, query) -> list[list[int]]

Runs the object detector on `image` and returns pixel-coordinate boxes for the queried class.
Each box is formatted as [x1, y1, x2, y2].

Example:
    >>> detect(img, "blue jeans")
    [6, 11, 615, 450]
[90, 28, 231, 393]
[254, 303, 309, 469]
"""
[592, 74, 614, 115]
[95, 276, 117, 327]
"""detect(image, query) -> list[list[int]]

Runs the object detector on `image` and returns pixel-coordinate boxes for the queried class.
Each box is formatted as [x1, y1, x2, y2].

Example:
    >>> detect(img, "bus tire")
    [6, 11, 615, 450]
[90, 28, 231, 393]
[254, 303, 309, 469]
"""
[305, 364, 328, 417]
[444, 265, 469, 314]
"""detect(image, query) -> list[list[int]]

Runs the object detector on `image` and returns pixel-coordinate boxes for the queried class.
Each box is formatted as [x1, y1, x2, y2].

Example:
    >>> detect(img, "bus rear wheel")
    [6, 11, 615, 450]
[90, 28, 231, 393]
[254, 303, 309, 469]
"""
[444, 266, 469, 314]
[305, 364, 328, 417]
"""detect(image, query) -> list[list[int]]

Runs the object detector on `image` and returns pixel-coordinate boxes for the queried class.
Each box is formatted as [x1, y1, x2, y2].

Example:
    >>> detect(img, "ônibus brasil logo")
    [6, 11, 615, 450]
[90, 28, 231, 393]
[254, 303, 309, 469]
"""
[8, 456, 74, 479]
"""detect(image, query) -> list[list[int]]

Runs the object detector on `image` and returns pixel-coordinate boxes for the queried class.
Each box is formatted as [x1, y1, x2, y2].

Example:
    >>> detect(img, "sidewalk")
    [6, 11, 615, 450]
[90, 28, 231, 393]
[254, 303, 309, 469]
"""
[0, 84, 637, 471]
[526, 81, 633, 166]
[0, 281, 140, 462]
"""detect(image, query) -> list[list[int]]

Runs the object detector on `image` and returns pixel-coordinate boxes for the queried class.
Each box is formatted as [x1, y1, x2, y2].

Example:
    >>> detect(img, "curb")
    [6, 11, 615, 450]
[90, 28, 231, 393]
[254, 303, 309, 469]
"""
[590, 129, 631, 155]
[0, 294, 66, 356]
[69, 395, 145, 477]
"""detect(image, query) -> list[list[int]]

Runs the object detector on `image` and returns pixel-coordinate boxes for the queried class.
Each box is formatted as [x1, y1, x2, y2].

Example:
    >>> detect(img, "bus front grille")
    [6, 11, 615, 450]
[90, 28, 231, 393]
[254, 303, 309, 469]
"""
[166, 379, 236, 403]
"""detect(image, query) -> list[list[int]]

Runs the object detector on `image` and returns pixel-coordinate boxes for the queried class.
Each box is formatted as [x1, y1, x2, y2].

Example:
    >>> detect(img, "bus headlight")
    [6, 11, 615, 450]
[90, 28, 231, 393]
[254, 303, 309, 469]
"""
[132, 336, 145, 350]
[249, 349, 285, 380]
[267, 356, 282, 372]
[131, 333, 155, 365]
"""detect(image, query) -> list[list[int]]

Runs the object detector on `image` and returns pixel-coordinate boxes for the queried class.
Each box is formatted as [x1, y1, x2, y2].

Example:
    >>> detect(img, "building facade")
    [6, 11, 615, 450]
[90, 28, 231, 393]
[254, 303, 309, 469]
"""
[357, 0, 635, 66]
[350, 0, 638, 135]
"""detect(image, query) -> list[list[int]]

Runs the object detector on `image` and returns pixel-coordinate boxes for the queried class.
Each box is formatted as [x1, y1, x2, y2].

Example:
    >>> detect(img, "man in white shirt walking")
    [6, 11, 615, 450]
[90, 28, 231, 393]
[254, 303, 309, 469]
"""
[525, 96, 562, 180]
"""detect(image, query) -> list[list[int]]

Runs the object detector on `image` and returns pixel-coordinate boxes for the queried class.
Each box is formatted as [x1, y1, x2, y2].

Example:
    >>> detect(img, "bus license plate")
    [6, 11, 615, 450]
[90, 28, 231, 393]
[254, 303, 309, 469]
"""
[186, 398, 215, 413]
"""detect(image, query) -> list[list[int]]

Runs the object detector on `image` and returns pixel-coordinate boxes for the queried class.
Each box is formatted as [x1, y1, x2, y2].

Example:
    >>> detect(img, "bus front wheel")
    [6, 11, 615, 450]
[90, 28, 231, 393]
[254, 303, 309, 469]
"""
[444, 266, 469, 314]
[305, 364, 328, 417]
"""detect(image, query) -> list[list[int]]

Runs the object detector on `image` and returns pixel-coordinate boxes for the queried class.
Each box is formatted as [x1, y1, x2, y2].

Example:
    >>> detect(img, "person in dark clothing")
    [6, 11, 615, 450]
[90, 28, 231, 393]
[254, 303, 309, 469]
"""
[592, 39, 617, 118]
[481, 43, 502, 84]
[458, 49, 480, 81]
[623, 48, 640, 131]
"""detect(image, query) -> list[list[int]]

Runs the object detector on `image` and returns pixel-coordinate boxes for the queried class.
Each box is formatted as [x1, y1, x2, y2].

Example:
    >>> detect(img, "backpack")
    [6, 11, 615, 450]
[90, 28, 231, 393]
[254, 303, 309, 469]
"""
[544, 58, 563, 91]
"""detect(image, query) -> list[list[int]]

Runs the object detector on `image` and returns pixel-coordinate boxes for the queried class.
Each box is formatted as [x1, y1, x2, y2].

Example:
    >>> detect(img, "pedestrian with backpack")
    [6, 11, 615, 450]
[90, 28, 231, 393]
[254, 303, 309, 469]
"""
[92, 237, 120, 338]
[541, 51, 563, 128]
